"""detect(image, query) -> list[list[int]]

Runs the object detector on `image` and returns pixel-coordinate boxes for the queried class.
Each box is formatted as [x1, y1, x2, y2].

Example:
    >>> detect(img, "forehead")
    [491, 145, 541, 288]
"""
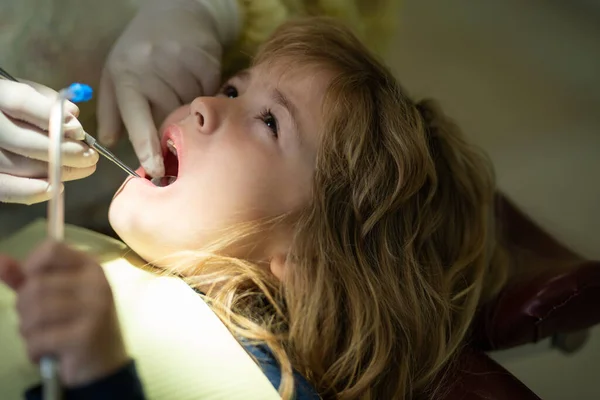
[249, 62, 331, 103]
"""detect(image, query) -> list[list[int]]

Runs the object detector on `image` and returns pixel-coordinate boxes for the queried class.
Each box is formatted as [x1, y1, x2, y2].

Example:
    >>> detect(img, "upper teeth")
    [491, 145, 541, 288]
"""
[166, 139, 178, 156]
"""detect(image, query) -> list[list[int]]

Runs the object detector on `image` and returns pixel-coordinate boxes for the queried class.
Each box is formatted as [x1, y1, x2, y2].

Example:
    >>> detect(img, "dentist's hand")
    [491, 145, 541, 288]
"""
[98, 0, 241, 177]
[0, 80, 99, 205]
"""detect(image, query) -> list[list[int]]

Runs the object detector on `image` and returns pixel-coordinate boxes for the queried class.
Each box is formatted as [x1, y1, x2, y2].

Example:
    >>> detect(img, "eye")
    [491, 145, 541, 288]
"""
[258, 109, 278, 138]
[220, 84, 238, 98]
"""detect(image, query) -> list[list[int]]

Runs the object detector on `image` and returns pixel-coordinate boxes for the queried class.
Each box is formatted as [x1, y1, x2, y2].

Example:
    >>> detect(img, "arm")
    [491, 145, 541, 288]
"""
[222, 0, 401, 77]
[300, 0, 400, 56]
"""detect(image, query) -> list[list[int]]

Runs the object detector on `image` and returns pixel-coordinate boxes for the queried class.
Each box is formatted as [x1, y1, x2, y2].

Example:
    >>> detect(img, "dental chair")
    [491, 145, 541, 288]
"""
[440, 194, 600, 399]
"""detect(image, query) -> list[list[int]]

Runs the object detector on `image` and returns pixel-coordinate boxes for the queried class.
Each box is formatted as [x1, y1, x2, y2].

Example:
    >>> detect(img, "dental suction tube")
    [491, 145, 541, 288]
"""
[44, 83, 93, 400]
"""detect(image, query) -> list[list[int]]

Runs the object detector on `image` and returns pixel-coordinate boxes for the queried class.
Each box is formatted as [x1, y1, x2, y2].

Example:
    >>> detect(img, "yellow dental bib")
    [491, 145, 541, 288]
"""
[0, 220, 280, 400]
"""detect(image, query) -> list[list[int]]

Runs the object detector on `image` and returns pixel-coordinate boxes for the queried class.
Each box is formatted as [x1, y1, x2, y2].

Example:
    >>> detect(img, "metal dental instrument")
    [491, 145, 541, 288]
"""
[1, 66, 177, 187]
[0, 66, 140, 178]
[0, 66, 16, 81]
[81, 133, 140, 177]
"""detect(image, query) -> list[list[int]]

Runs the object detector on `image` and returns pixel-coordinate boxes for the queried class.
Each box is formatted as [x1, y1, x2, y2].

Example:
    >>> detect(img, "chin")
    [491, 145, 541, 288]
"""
[107, 123, 185, 261]
[109, 189, 204, 267]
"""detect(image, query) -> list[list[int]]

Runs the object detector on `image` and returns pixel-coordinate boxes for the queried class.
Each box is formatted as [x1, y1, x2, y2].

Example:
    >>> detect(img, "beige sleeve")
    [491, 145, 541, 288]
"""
[222, 0, 401, 78]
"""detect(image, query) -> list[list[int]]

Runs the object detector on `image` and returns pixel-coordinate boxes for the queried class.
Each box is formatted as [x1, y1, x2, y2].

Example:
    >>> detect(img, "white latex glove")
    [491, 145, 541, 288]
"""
[0, 80, 99, 205]
[98, 0, 241, 177]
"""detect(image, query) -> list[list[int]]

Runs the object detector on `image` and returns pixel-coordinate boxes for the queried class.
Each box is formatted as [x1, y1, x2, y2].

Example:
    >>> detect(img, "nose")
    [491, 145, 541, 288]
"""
[189, 97, 219, 134]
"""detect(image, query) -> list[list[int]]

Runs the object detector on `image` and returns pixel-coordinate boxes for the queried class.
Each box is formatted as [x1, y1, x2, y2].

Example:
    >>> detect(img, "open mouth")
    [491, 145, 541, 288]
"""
[138, 126, 182, 186]
[163, 138, 180, 178]
[154, 124, 182, 181]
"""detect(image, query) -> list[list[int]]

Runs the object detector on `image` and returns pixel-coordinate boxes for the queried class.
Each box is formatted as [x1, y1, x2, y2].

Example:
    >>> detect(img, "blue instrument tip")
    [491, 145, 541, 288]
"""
[67, 83, 93, 103]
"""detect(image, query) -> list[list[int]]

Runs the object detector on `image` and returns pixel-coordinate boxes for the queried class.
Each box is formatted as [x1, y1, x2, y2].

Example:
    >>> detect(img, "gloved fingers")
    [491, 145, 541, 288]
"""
[182, 48, 222, 96]
[25, 80, 83, 140]
[0, 112, 99, 168]
[20, 80, 80, 118]
[0, 149, 95, 181]
[142, 75, 181, 131]
[0, 173, 61, 205]
[0, 80, 83, 140]
[60, 164, 97, 182]
[0, 148, 49, 178]
[113, 82, 164, 177]
[97, 69, 125, 147]
[152, 49, 202, 104]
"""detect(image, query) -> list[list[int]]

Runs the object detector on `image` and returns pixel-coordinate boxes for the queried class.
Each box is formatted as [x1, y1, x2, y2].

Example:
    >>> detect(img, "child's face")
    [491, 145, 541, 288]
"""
[109, 63, 331, 265]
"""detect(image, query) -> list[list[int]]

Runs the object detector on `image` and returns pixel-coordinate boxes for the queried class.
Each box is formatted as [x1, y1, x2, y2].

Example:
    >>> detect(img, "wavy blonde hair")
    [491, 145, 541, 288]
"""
[172, 17, 508, 400]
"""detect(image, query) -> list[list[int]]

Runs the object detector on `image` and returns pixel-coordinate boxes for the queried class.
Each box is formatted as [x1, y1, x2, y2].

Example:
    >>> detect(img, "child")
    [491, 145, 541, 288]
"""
[0, 17, 507, 399]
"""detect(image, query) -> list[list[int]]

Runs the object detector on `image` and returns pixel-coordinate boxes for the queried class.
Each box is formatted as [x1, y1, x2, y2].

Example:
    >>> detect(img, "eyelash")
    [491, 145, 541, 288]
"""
[257, 109, 278, 138]
[220, 84, 238, 99]
[219, 83, 279, 139]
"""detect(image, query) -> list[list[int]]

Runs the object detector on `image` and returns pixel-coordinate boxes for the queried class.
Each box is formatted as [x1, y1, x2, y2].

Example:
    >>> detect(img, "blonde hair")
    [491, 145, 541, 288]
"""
[177, 17, 508, 400]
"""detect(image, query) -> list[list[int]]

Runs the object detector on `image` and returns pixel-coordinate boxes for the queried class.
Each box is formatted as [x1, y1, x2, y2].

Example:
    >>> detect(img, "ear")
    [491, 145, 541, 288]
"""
[269, 253, 288, 281]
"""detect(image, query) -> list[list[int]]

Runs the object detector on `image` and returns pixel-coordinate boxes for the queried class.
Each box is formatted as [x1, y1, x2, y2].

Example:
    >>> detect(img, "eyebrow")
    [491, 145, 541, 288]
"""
[272, 88, 301, 141]
[235, 69, 251, 81]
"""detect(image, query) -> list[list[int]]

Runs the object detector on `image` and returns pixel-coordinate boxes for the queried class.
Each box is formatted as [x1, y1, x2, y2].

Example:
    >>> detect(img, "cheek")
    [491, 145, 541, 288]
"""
[108, 175, 266, 263]
[185, 137, 278, 211]
[108, 187, 218, 263]
[191, 140, 313, 218]
[187, 162, 276, 220]
[108, 137, 311, 262]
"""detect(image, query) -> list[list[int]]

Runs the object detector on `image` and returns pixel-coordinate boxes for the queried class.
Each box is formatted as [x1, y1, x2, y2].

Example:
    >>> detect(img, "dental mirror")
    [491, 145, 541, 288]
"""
[150, 175, 177, 187]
